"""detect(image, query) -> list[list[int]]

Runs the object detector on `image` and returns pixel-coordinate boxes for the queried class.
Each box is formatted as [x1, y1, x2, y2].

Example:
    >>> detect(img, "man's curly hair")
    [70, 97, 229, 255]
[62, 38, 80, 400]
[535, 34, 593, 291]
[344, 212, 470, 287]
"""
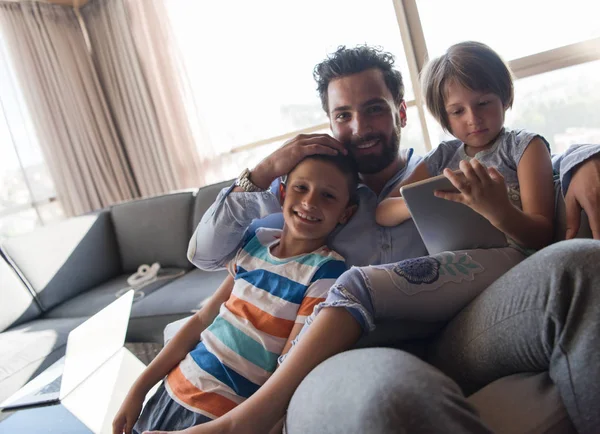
[313, 45, 405, 114]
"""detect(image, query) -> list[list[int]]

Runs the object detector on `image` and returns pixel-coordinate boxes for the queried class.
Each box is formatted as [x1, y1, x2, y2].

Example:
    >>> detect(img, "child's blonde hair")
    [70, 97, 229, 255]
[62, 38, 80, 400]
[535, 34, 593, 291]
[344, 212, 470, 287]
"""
[421, 41, 514, 133]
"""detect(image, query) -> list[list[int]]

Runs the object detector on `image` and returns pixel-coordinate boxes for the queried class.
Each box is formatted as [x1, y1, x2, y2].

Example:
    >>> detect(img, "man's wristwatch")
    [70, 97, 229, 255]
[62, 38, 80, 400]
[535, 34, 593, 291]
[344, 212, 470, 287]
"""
[235, 168, 264, 192]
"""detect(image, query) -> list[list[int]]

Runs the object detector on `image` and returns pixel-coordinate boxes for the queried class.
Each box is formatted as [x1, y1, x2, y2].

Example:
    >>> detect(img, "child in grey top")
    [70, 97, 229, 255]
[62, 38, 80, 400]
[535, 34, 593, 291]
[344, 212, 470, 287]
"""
[377, 48, 554, 242]
[400, 127, 552, 256]
[424, 128, 550, 211]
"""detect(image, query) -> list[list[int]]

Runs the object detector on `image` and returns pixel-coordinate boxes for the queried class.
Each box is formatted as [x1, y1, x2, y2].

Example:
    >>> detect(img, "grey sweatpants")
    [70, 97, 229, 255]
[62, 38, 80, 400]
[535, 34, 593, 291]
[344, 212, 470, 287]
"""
[285, 240, 600, 434]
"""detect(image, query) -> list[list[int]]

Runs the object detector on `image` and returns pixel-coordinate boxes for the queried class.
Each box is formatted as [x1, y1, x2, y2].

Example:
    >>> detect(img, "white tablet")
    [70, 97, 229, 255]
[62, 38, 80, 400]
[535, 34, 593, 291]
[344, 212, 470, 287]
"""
[400, 173, 508, 255]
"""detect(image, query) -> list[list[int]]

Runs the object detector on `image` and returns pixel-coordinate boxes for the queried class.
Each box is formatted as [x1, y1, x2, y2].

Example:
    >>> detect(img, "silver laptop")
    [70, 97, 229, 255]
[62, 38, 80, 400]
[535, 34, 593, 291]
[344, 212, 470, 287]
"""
[400, 173, 508, 255]
[0, 290, 134, 410]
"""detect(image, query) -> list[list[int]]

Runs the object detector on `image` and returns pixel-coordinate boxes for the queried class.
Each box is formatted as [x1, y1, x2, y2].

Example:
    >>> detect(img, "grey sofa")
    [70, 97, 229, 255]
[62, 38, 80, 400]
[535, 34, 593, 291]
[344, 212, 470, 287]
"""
[0, 179, 233, 405]
[1, 177, 591, 432]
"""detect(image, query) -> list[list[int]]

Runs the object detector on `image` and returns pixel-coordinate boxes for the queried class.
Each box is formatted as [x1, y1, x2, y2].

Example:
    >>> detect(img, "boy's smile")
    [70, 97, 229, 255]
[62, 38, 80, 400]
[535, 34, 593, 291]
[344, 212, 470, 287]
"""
[276, 158, 355, 257]
[292, 209, 321, 224]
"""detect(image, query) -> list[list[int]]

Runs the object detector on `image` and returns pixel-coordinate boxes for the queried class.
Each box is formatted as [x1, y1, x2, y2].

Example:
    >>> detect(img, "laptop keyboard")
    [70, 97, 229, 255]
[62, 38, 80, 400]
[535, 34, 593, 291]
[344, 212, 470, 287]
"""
[35, 375, 62, 396]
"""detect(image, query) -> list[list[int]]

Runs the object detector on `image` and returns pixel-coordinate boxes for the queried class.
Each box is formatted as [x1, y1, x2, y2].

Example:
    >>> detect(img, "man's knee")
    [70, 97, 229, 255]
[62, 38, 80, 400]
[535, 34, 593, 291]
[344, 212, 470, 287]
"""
[286, 348, 482, 434]
[530, 239, 600, 299]
[541, 239, 600, 267]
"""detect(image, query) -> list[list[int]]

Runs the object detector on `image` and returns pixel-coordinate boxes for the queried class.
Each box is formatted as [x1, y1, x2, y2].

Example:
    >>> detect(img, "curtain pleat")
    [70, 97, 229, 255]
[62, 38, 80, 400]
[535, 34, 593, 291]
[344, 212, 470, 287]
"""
[82, 0, 207, 196]
[0, 0, 211, 216]
[0, 2, 139, 216]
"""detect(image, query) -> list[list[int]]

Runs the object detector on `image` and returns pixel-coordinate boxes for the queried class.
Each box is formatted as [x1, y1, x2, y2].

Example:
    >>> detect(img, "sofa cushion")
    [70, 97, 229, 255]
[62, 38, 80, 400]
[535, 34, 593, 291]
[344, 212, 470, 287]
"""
[192, 179, 235, 229]
[468, 372, 576, 434]
[111, 192, 195, 272]
[1, 211, 121, 311]
[0, 317, 85, 403]
[0, 255, 41, 332]
[43, 268, 214, 343]
[43, 271, 184, 320]
[131, 268, 228, 318]
[129, 268, 229, 343]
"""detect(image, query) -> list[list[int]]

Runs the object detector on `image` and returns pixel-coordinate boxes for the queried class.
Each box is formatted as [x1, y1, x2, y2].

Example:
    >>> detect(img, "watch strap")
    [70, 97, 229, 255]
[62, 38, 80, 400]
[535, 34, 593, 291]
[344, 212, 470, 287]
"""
[235, 168, 264, 192]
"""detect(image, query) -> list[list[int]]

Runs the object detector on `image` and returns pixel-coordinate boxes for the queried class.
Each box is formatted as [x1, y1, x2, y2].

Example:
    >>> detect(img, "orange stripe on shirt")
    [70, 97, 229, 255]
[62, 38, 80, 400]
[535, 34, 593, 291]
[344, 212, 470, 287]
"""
[167, 365, 238, 418]
[226, 295, 295, 339]
[297, 297, 325, 317]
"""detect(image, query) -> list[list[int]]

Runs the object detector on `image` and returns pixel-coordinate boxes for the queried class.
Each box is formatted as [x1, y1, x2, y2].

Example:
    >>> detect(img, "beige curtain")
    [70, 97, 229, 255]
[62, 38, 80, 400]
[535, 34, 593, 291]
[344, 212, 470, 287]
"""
[81, 0, 206, 195]
[123, 0, 237, 186]
[123, 0, 211, 188]
[0, 2, 139, 216]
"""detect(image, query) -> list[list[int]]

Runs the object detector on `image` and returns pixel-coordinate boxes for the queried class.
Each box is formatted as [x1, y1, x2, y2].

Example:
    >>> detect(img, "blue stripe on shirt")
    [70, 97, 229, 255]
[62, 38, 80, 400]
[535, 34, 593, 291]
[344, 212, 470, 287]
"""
[242, 236, 284, 265]
[242, 231, 337, 268]
[209, 317, 279, 373]
[310, 260, 347, 283]
[189, 342, 261, 398]
[293, 253, 337, 268]
[236, 266, 306, 304]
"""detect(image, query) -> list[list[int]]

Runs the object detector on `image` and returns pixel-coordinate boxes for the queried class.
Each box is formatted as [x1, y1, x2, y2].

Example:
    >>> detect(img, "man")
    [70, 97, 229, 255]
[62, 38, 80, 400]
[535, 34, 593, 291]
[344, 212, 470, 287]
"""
[188, 46, 600, 432]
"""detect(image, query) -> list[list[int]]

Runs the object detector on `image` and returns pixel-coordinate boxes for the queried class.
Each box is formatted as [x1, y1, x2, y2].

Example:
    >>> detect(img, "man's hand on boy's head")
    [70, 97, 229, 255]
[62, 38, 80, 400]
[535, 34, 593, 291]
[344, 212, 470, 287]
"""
[565, 155, 600, 240]
[251, 134, 347, 190]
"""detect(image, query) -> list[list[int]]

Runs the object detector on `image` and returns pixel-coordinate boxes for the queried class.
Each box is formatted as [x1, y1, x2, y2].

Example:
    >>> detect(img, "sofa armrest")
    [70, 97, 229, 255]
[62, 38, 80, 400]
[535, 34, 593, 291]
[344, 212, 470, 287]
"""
[0, 254, 41, 332]
[1, 211, 121, 311]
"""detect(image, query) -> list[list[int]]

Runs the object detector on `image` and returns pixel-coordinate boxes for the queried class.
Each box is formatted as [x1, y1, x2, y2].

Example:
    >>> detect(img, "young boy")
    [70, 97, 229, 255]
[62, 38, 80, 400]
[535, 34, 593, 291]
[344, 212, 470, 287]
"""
[112, 154, 358, 434]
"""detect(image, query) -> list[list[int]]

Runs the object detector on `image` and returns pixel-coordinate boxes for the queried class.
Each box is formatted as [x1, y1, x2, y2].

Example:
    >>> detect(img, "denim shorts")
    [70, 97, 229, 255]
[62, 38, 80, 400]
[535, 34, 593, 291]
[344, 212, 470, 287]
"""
[133, 382, 212, 433]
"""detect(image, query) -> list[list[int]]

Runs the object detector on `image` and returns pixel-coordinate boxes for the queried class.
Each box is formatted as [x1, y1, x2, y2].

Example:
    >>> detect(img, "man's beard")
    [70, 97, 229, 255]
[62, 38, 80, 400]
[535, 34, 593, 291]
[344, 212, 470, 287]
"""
[346, 126, 401, 174]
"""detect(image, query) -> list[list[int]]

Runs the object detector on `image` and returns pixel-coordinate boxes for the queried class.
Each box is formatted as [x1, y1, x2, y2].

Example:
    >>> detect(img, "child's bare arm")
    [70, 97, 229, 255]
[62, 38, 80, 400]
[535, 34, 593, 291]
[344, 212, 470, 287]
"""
[385, 161, 433, 198]
[166, 308, 362, 434]
[438, 138, 554, 250]
[279, 323, 304, 359]
[134, 274, 234, 393]
[375, 197, 411, 227]
[496, 138, 554, 248]
[113, 275, 235, 434]
[376, 162, 432, 226]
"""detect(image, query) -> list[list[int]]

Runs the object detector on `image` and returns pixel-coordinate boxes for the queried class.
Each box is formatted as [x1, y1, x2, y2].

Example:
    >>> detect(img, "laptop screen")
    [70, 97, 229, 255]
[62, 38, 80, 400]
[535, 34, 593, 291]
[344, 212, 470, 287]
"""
[59, 291, 133, 399]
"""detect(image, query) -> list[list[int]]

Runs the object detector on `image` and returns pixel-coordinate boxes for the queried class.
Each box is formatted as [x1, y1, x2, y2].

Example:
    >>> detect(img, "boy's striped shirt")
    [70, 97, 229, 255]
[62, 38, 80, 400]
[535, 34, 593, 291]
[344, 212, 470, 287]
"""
[165, 227, 346, 419]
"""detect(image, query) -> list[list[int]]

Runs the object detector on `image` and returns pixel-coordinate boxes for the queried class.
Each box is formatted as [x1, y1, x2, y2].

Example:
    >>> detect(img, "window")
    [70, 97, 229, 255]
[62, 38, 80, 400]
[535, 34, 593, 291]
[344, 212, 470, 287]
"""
[2, 0, 600, 242]
[416, 0, 600, 61]
[507, 60, 600, 155]
[165, 0, 416, 155]
[402, 106, 428, 156]
[0, 36, 63, 241]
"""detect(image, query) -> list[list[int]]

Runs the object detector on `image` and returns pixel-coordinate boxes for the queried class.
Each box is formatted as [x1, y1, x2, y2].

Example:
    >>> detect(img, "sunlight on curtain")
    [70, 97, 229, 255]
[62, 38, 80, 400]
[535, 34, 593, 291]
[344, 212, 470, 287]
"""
[0, 2, 139, 217]
[0, 24, 63, 240]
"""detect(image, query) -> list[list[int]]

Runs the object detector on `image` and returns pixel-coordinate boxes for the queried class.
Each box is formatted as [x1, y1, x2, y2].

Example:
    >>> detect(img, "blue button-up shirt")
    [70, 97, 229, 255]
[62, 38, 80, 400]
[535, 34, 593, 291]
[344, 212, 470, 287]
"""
[189, 149, 425, 269]
[188, 144, 600, 270]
